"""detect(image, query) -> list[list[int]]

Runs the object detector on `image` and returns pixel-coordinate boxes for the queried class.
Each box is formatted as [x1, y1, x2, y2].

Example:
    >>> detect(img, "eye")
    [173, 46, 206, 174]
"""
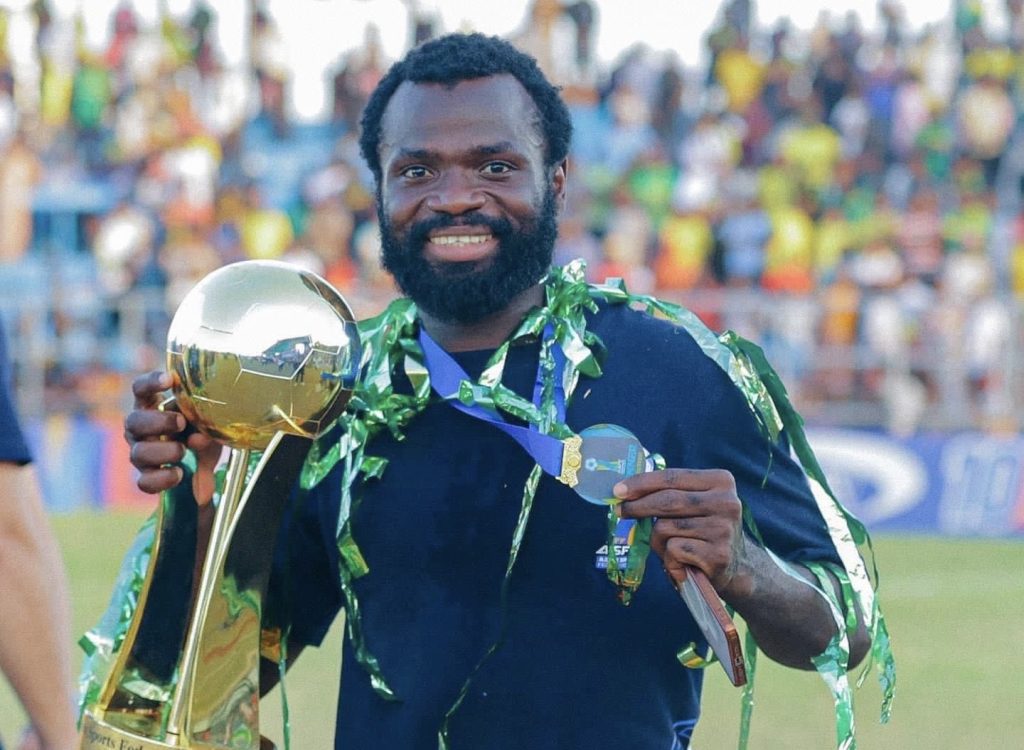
[399, 165, 431, 180]
[481, 161, 515, 176]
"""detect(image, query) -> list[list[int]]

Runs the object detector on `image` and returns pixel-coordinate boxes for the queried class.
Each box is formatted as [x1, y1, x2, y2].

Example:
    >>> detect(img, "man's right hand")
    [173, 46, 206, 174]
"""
[124, 371, 223, 504]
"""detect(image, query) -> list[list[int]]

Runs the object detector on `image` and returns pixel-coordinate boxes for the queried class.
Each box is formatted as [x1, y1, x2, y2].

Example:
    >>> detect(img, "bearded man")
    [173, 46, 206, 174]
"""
[123, 33, 878, 750]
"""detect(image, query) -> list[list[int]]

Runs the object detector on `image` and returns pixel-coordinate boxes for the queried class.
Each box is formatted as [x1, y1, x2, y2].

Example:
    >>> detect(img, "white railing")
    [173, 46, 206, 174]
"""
[2, 284, 1021, 432]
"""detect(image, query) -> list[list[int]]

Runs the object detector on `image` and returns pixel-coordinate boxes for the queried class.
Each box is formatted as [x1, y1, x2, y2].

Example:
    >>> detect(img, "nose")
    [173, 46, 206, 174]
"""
[424, 170, 486, 215]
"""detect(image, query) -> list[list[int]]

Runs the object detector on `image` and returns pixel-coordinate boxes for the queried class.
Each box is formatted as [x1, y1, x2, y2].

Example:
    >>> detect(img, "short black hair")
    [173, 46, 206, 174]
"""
[358, 33, 573, 183]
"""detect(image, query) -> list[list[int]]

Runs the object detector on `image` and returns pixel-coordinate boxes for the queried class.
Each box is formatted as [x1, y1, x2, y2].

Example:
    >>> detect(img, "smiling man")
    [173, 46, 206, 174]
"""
[122, 33, 879, 750]
[370, 65, 565, 347]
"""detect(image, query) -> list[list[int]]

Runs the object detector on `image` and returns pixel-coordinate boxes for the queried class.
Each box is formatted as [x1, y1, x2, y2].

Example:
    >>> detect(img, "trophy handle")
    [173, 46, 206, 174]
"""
[164, 442, 252, 738]
[167, 432, 310, 746]
[90, 476, 201, 737]
[82, 432, 310, 749]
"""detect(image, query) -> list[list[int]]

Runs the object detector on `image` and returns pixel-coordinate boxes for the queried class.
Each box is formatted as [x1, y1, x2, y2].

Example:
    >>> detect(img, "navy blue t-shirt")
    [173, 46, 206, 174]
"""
[0, 325, 31, 465]
[275, 304, 840, 749]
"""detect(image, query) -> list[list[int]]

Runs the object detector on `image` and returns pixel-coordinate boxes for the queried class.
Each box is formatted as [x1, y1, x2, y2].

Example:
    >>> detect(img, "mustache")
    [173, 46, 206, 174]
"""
[407, 212, 515, 246]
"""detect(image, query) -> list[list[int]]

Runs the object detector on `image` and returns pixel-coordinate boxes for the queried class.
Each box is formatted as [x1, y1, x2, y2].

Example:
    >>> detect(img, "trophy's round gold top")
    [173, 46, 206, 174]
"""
[166, 260, 360, 450]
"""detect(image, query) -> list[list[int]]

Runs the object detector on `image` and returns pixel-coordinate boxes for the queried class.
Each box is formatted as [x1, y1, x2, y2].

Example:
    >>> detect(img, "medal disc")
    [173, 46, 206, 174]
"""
[573, 424, 650, 504]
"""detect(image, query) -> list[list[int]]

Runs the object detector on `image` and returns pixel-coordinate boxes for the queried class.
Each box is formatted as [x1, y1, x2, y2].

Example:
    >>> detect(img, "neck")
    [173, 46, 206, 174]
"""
[418, 283, 545, 352]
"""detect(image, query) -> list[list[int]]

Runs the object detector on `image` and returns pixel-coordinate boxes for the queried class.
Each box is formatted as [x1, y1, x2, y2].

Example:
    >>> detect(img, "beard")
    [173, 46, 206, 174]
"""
[378, 188, 559, 325]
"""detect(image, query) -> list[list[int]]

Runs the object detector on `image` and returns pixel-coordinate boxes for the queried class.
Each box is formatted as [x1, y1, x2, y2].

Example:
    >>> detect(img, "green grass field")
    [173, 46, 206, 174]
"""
[1, 512, 1021, 748]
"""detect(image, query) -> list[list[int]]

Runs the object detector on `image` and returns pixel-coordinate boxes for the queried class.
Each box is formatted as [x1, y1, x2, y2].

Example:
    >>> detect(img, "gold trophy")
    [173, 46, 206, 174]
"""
[79, 260, 360, 749]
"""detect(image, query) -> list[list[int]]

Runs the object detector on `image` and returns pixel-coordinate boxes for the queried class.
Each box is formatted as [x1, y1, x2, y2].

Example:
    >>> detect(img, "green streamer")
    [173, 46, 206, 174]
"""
[806, 562, 856, 750]
[76, 508, 159, 721]
[729, 338, 896, 723]
[290, 257, 895, 747]
[77, 259, 894, 749]
[738, 628, 759, 749]
[277, 633, 291, 750]
[338, 561, 397, 701]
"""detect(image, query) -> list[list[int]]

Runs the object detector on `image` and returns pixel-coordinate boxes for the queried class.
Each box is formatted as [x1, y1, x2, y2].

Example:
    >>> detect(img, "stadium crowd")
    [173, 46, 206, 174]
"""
[0, 0, 1020, 434]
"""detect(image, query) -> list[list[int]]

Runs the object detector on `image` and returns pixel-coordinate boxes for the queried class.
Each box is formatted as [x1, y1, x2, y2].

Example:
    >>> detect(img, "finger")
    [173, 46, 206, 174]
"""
[650, 515, 735, 557]
[618, 487, 739, 520]
[186, 430, 218, 453]
[137, 466, 185, 494]
[132, 370, 174, 409]
[653, 515, 698, 536]
[186, 432, 225, 468]
[613, 468, 734, 501]
[130, 439, 187, 470]
[125, 409, 187, 443]
[618, 488, 698, 519]
[650, 516, 695, 559]
[661, 536, 727, 579]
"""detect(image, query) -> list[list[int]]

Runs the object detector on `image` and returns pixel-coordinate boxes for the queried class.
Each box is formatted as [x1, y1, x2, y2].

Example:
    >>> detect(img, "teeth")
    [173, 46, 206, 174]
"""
[431, 235, 492, 246]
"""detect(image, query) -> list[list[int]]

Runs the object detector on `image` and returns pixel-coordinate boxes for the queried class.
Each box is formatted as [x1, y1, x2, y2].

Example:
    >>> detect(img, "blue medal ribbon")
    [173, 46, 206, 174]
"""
[417, 325, 573, 482]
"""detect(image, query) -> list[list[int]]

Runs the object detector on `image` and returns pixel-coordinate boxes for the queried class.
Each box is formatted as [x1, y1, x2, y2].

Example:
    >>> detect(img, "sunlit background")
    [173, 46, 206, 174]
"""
[0, 1, 1022, 747]
[0, 0, 1017, 516]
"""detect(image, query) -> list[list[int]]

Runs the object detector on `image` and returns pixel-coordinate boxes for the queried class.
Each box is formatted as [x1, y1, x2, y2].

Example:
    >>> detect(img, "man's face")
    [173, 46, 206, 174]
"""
[375, 76, 566, 325]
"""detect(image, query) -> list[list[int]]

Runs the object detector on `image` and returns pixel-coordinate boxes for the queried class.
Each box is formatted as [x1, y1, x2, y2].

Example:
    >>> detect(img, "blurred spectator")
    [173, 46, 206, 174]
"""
[654, 207, 713, 290]
[160, 226, 221, 311]
[955, 73, 1015, 188]
[891, 71, 931, 161]
[816, 259, 862, 400]
[0, 130, 41, 263]
[601, 84, 659, 177]
[300, 159, 360, 291]
[674, 111, 740, 210]
[2, 0, 1024, 435]
[511, 0, 578, 85]
[830, 81, 871, 160]
[331, 24, 388, 138]
[238, 183, 293, 261]
[564, 0, 597, 81]
[92, 199, 155, 297]
[70, 51, 113, 172]
[762, 199, 815, 293]
[715, 36, 765, 115]
[0, 69, 17, 148]
[777, 100, 842, 195]
[963, 291, 1013, 425]
[813, 206, 851, 281]
[717, 177, 770, 286]
[250, 4, 289, 138]
[897, 189, 944, 280]
[597, 195, 655, 293]
[553, 209, 602, 272]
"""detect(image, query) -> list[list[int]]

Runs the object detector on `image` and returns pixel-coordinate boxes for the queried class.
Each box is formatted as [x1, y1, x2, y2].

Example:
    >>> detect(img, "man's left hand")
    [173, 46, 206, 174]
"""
[613, 468, 750, 598]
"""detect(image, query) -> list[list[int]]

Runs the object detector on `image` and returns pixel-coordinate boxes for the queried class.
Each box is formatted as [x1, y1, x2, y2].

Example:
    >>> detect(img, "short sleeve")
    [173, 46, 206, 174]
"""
[694, 358, 842, 565]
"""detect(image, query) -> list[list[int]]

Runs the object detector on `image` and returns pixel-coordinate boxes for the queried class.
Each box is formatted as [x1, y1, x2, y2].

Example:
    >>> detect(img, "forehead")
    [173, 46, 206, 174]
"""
[379, 75, 543, 157]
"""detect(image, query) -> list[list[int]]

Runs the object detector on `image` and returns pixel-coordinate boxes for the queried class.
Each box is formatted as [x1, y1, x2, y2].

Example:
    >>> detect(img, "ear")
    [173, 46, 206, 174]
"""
[551, 158, 568, 211]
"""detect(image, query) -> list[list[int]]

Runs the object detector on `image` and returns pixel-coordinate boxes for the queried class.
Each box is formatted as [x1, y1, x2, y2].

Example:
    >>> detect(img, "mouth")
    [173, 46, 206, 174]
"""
[424, 231, 498, 263]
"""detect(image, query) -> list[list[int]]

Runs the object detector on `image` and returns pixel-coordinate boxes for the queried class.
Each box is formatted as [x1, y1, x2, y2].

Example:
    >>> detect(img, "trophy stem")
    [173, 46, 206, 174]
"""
[165, 446, 251, 740]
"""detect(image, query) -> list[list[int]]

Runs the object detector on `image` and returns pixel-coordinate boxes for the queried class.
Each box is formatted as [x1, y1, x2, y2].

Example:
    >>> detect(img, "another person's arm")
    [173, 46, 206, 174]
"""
[0, 327, 77, 750]
[0, 461, 77, 750]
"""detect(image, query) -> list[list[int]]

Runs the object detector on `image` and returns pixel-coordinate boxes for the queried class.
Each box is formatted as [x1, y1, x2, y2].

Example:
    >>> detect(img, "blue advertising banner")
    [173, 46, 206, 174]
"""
[22, 414, 1024, 538]
[808, 428, 1024, 538]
